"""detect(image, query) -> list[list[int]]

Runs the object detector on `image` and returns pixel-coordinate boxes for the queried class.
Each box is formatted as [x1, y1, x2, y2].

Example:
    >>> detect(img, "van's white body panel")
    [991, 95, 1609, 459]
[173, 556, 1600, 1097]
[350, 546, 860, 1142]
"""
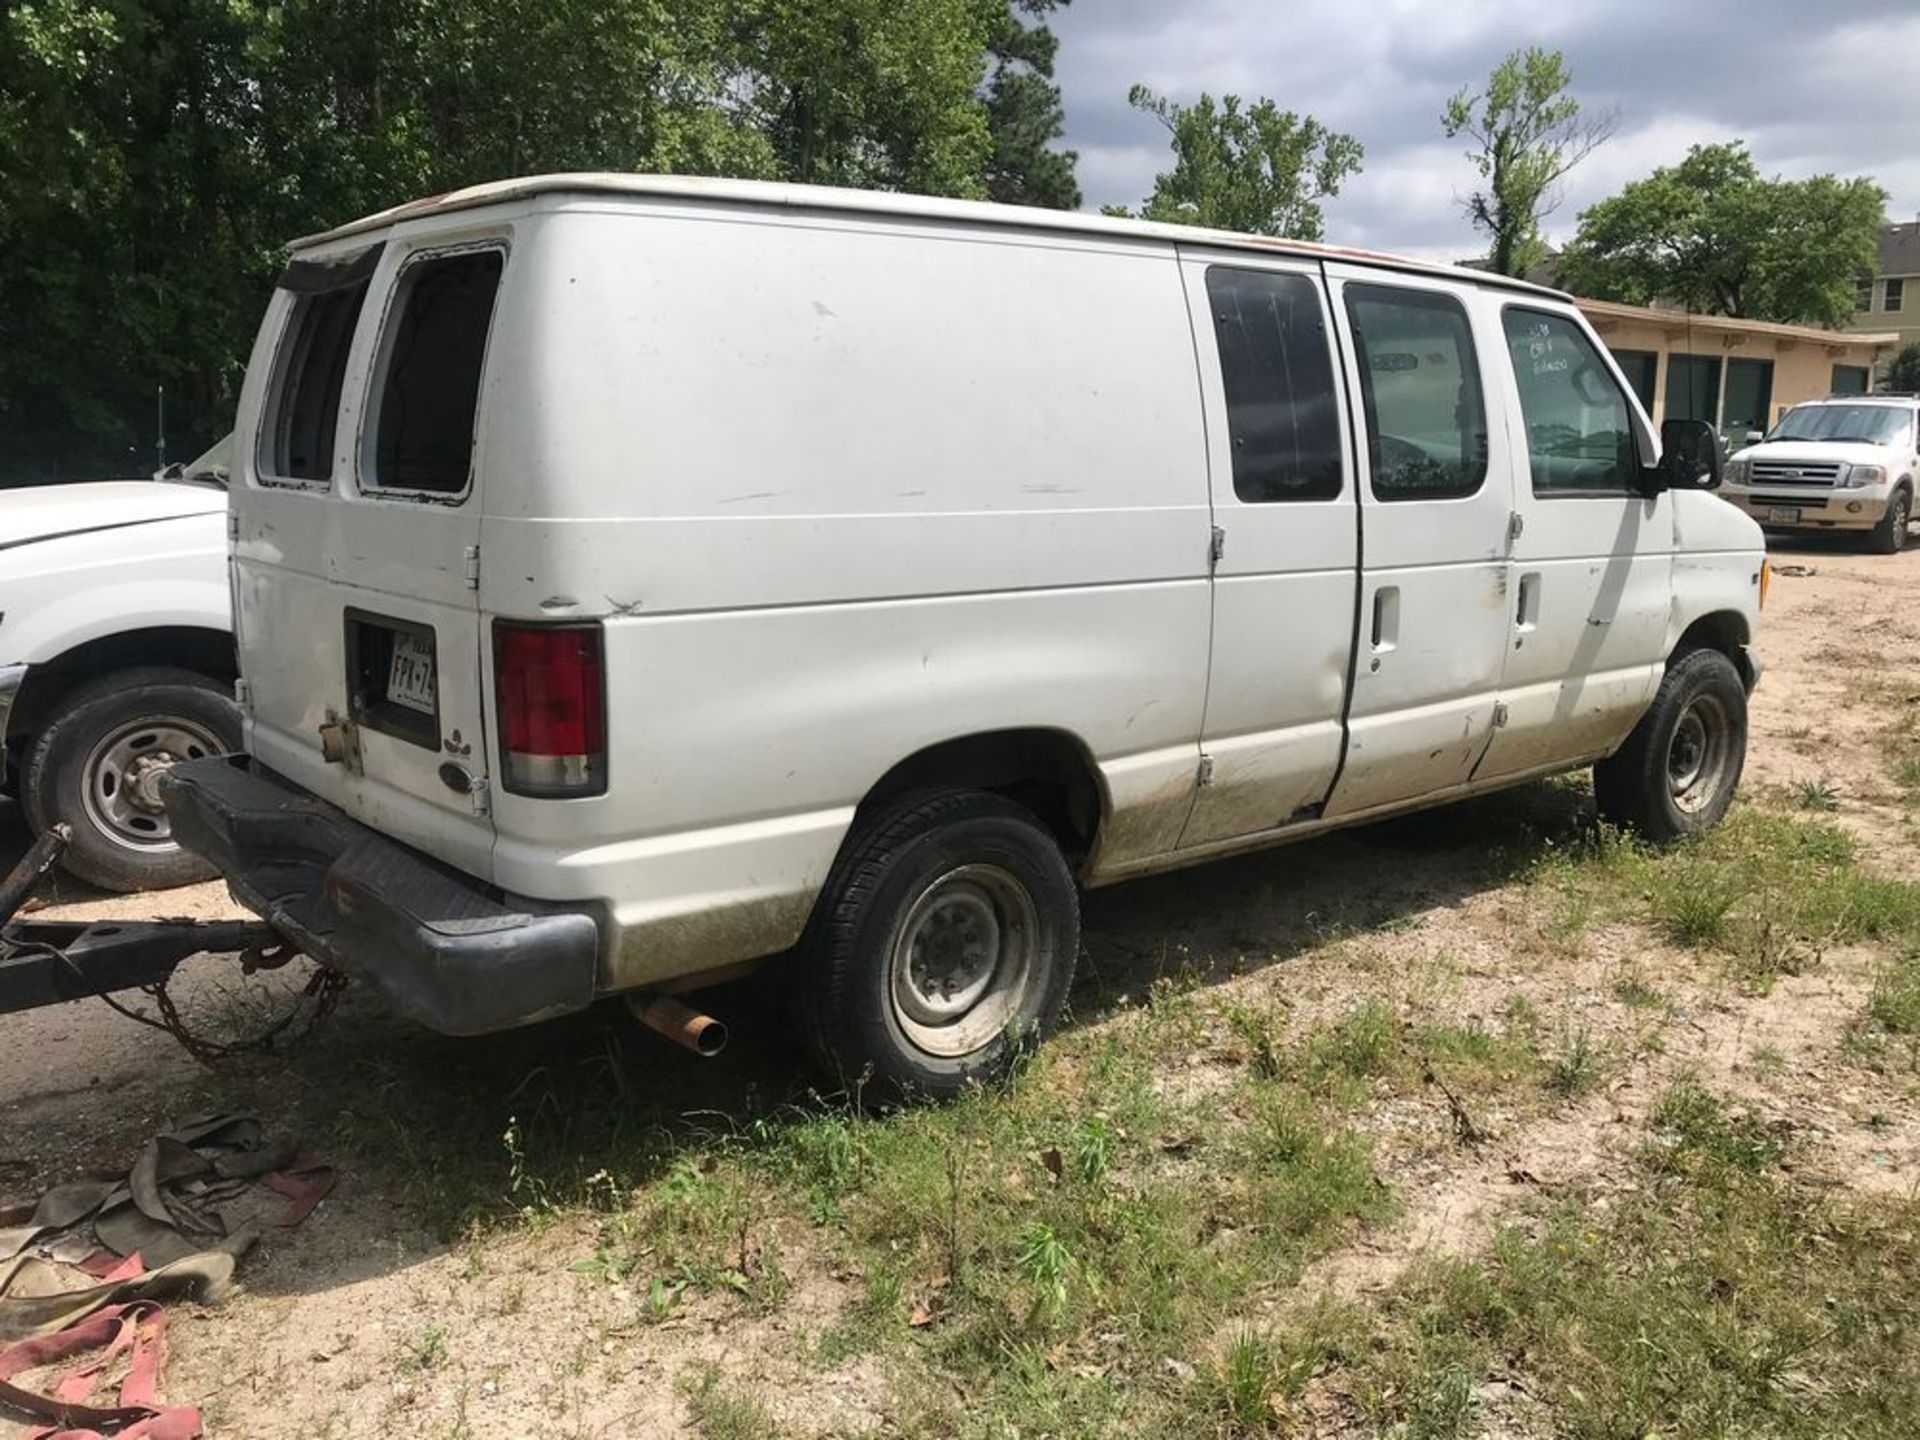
[226, 176, 1766, 997]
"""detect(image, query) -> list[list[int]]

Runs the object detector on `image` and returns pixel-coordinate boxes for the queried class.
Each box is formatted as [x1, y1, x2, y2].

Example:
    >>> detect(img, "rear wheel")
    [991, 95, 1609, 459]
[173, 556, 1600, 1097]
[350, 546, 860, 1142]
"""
[794, 790, 1079, 1103]
[1593, 647, 1747, 843]
[1870, 486, 1911, 554]
[23, 668, 240, 891]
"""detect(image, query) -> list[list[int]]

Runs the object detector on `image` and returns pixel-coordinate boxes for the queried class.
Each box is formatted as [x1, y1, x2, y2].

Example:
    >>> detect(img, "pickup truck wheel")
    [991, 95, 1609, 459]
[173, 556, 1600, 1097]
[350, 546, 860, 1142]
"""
[1869, 486, 1911, 554]
[796, 790, 1079, 1103]
[1593, 647, 1746, 843]
[23, 668, 241, 892]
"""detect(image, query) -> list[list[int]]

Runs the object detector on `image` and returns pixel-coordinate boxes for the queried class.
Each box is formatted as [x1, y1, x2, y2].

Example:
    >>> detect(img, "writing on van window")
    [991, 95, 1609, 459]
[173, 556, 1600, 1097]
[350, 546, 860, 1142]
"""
[259, 281, 370, 484]
[1205, 267, 1343, 503]
[1500, 308, 1638, 496]
[369, 250, 504, 494]
[1344, 285, 1487, 501]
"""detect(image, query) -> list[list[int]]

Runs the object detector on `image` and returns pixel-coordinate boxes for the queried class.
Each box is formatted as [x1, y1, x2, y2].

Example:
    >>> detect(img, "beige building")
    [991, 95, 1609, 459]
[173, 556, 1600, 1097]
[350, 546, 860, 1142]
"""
[1848, 221, 1920, 351]
[1578, 297, 1898, 438]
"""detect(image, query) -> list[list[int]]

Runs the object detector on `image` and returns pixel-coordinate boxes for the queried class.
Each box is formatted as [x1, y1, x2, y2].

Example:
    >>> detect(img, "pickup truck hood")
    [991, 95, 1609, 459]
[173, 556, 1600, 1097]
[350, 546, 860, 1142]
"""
[0, 481, 226, 551]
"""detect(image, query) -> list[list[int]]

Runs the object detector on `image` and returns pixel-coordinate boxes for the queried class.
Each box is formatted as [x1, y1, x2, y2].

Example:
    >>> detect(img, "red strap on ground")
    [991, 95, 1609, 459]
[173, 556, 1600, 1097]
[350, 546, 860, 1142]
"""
[74, 1251, 147, 1283]
[263, 1162, 334, 1229]
[0, 1301, 200, 1439]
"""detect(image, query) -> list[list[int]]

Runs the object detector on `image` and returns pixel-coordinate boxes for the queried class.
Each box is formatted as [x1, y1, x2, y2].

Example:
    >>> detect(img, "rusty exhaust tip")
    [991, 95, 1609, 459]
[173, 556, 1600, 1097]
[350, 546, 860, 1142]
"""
[631, 994, 729, 1057]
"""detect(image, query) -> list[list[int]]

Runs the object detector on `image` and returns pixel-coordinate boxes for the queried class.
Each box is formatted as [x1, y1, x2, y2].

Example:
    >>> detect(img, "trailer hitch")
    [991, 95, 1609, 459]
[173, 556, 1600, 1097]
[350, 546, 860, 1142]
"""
[0, 824, 285, 1022]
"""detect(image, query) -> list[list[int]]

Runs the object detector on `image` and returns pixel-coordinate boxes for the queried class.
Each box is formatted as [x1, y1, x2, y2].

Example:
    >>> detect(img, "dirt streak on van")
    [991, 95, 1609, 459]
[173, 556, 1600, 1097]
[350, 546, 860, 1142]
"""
[162, 174, 1766, 1100]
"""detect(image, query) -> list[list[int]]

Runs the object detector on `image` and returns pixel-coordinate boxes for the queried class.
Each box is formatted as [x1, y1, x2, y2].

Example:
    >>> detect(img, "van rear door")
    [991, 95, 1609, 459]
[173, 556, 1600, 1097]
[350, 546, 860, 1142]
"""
[232, 238, 507, 879]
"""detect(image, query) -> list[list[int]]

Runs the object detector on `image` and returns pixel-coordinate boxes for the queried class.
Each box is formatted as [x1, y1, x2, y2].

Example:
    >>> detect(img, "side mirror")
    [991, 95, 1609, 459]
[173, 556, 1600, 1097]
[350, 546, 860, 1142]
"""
[1646, 417, 1725, 494]
[1744, 430, 1764, 447]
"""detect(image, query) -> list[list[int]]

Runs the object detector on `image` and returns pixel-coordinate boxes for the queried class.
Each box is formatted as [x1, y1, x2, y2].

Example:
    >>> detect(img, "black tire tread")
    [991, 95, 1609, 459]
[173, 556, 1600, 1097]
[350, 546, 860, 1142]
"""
[23, 667, 240, 892]
[1593, 647, 1746, 843]
[795, 788, 1078, 1102]
[1870, 486, 1911, 555]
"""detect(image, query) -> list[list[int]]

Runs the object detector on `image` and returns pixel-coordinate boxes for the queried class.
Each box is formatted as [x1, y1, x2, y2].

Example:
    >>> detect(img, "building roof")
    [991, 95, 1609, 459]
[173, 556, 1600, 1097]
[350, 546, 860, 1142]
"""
[1578, 295, 1898, 350]
[294, 171, 1569, 299]
[1879, 221, 1920, 277]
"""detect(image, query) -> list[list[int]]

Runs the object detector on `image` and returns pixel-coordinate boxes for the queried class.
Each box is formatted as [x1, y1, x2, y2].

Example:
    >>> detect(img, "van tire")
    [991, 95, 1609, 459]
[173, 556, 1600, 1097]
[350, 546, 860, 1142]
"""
[1593, 647, 1746, 844]
[23, 668, 240, 892]
[795, 790, 1079, 1103]
[1869, 486, 1911, 554]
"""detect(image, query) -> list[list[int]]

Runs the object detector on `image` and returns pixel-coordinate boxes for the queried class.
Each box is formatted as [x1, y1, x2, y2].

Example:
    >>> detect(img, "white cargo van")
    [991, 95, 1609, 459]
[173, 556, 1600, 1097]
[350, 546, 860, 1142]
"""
[163, 175, 1766, 1097]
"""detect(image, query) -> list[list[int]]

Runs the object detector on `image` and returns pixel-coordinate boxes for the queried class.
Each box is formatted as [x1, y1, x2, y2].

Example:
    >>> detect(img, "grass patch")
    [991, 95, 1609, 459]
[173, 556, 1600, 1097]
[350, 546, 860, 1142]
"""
[1870, 949, 1920, 1036]
[1531, 808, 1920, 993]
[1307, 1081, 1920, 1440]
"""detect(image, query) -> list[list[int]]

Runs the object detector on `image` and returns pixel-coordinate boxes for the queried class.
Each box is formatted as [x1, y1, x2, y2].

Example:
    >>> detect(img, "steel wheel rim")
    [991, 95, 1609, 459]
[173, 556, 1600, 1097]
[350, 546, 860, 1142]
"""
[888, 863, 1038, 1058]
[1666, 693, 1733, 815]
[80, 716, 224, 853]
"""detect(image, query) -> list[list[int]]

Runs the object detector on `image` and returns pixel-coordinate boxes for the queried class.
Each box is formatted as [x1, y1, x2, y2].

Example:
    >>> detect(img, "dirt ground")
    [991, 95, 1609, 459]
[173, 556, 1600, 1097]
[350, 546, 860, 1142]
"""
[2, 531, 1917, 1438]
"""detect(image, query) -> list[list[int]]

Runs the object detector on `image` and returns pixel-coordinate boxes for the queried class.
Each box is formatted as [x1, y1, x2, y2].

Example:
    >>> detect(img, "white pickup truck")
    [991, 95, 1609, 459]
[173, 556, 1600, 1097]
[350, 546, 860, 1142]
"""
[0, 444, 238, 890]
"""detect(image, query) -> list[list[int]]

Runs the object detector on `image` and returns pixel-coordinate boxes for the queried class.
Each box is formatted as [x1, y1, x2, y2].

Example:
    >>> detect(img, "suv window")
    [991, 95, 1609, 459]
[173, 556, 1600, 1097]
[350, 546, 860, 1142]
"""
[1205, 267, 1343, 502]
[259, 281, 371, 484]
[1501, 308, 1639, 495]
[1770, 403, 1914, 448]
[1344, 284, 1487, 501]
[367, 250, 504, 494]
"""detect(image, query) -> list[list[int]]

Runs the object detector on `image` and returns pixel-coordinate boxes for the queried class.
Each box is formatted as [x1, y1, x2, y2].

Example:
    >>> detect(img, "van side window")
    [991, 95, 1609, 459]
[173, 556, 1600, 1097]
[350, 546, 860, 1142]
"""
[1344, 285, 1488, 501]
[1501, 308, 1638, 495]
[259, 281, 370, 484]
[368, 250, 504, 494]
[1205, 267, 1343, 502]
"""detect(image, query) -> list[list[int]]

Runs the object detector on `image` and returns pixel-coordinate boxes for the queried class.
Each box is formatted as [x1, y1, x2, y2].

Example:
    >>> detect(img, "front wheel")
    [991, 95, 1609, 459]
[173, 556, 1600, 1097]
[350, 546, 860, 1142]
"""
[1870, 487, 1911, 555]
[1593, 647, 1747, 843]
[23, 668, 241, 891]
[794, 790, 1079, 1103]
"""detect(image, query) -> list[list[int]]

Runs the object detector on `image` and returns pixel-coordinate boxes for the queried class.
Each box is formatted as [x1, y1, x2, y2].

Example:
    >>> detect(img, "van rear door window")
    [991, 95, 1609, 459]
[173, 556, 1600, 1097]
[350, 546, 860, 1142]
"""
[1205, 267, 1343, 502]
[259, 280, 370, 484]
[368, 250, 504, 495]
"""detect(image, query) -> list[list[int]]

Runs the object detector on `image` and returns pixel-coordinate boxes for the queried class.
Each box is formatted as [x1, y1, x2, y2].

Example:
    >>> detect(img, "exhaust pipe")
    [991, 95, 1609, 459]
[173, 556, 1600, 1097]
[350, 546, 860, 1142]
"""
[631, 994, 729, 1057]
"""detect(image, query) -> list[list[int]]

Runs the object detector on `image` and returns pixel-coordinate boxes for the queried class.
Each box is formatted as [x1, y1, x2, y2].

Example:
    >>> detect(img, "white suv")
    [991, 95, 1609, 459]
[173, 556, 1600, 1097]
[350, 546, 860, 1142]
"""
[1722, 396, 1920, 553]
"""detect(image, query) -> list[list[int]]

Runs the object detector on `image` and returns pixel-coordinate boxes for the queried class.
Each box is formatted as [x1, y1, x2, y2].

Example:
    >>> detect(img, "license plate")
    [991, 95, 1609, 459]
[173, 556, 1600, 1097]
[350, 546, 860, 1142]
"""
[1765, 506, 1801, 524]
[386, 632, 437, 715]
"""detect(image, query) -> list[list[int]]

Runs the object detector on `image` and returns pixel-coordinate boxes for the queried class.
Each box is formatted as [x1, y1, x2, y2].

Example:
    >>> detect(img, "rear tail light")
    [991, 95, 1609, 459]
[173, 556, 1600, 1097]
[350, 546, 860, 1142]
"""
[493, 621, 606, 797]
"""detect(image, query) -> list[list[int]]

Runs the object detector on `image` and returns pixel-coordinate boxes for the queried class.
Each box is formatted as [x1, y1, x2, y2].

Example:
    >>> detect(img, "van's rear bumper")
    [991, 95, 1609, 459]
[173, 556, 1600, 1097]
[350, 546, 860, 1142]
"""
[159, 755, 599, 1035]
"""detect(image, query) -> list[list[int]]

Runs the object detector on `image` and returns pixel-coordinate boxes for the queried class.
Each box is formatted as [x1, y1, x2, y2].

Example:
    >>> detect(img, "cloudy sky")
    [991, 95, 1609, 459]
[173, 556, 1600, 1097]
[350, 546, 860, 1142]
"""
[1050, 0, 1920, 263]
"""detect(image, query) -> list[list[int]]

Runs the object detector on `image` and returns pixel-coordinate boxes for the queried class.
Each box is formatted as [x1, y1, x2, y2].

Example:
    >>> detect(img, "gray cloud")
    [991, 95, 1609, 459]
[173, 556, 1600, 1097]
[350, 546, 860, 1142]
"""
[1051, 0, 1920, 261]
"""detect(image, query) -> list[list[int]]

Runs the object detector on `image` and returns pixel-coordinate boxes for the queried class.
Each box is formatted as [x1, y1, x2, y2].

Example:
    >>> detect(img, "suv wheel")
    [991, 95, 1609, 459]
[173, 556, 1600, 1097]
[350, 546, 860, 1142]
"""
[1593, 648, 1747, 843]
[794, 790, 1079, 1102]
[23, 668, 241, 892]
[1870, 486, 1911, 555]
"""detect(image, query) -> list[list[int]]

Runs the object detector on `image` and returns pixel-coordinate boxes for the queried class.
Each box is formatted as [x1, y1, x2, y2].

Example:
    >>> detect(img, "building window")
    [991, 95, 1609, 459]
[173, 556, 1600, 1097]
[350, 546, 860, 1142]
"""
[1609, 348, 1659, 413]
[1723, 358, 1774, 444]
[1886, 278, 1906, 314]
[1832, 364, 1870, 396]
[1664, 353, 1722, 426]
[1204, 267, 1344, 503]
[1857, 277, 1876, 313]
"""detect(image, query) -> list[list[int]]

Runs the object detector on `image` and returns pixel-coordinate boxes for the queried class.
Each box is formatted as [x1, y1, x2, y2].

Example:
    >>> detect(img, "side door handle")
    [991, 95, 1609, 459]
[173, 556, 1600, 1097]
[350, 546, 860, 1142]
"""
[1369, 585, 1400, 671]
[1516, 571, 1541, 634]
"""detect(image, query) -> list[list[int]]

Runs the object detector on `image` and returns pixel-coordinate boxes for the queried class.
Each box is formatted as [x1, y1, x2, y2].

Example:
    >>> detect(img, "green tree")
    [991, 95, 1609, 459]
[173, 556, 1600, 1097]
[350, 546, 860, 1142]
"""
[1117, 85, 1362, 239]
[1559, 142, 1887, 326]
[0, 0, 1017, 483]
[1442, 46, 1614, 279]
[738, 0, 996, 197]
[1883, 342, 1920, 394]
[982, 0, 1079, 209]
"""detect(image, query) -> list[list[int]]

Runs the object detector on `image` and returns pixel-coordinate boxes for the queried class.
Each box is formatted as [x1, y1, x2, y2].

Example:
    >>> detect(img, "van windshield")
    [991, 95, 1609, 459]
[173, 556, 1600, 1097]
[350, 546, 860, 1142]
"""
[1768, 404, 1913, 447]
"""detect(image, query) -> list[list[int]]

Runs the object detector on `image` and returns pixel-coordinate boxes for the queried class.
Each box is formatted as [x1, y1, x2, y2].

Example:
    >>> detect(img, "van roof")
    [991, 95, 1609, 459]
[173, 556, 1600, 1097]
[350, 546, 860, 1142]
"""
[293, 172, 1571, 300]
